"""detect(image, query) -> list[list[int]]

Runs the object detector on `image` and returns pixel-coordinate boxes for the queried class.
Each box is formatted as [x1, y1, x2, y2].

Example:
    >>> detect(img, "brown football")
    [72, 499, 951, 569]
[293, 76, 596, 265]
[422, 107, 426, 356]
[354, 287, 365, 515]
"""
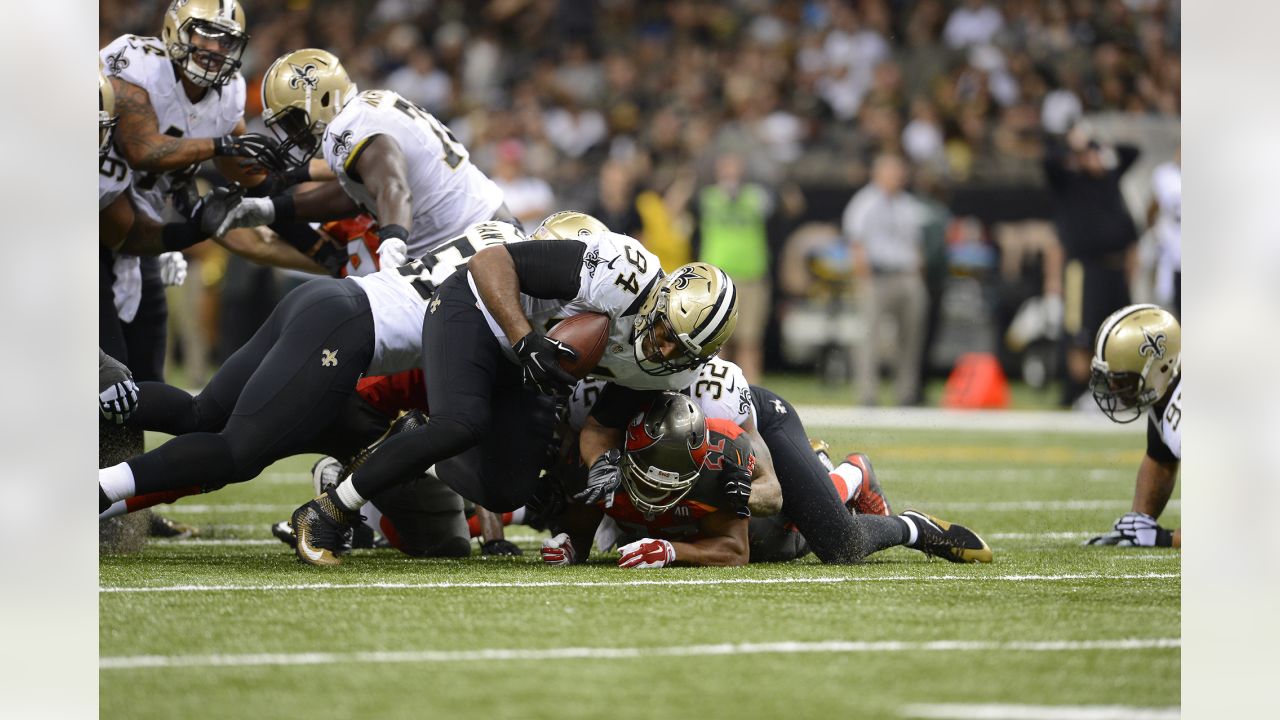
[547, 312, 611, 379]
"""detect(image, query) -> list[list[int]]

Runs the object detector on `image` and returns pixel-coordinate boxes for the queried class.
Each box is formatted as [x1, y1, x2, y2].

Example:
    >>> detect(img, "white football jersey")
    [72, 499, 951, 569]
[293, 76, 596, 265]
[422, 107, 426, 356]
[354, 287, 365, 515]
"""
[469, 231, 699, 392]
[349, 221, 523, 376]
[1151, 162, 1181, 256]
[1147, 375, 1182, 461]
[566, 358, 754, 433]
[100, 34, 245, 223]
[98, 155, 131, 211]
[322, 90, 504, 256]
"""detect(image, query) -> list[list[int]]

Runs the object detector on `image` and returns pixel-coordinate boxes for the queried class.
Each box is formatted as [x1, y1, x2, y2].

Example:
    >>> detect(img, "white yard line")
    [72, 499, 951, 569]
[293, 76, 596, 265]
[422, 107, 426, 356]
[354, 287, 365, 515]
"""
[899, 703, 1180, 720]
[100, 637, 1179, 671]
[792, 406, 1140, 434]
[100, 572, 1179, 594]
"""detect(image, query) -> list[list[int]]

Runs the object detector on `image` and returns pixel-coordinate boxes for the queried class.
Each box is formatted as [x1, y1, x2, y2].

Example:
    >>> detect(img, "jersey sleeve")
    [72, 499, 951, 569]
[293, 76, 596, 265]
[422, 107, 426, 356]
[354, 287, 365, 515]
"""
[1145, 415, 1178, 464]
[322, 97, 384, 176]
[572, 232, 663, 316]
[567, 379, 608, 432]
[689, 359, 754, 426]
[100, 35, 167, 90]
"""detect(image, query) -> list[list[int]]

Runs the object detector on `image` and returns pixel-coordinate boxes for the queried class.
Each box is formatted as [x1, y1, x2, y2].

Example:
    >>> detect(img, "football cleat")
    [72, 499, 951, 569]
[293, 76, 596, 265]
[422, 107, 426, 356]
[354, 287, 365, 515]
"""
[271, 520, 297, 548]
[148, 513, 199, 539]
[311, 456, 344, 496]
[273, 518, 378, 553]
[290, 489, 360, 567]
[902, 510, 993, 563]
[844, 453, 891, 516]
[810, 438, 834, 471]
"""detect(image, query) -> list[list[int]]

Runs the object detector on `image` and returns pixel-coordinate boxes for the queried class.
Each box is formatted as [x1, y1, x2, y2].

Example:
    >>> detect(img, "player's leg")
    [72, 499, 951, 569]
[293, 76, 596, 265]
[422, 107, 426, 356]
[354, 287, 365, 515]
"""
[370, 471, 471, 558]
[119, 258, 168, 382]
[101, 279, 375, 503]
[747, 514, 811, 563]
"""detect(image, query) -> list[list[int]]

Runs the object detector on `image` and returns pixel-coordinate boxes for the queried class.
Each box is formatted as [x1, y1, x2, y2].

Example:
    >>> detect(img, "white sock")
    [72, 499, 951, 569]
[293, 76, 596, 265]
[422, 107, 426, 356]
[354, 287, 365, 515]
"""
[899, 515, 919, 546]
[100, 499, 127, 520]
[100, 463, 136, 503]
[334, 477, 367, 510]
[360, 502, 383, 534]
[831, 462, 865, 503]
[510, 507, 527, 525]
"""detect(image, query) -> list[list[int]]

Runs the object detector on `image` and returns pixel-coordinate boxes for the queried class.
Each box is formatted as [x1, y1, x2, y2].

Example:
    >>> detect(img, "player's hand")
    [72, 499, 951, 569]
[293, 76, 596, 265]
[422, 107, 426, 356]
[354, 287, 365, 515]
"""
[377, 237, 408, 269]
[617, 538, 676, 569]
[513, 332, 577, 396]
[1084, 512, 1174, 547]
[481, 539, 523, 556]
[190, 184, 246, 237]
[719, 455, 754, 519]
[214, 197, 277, 237]
[574, 448, 622, 504]
[540, 532, 576, 565]
[158, 251, 188, 286]
[99, 379, 140, 424]
[213, 132, 287, 174]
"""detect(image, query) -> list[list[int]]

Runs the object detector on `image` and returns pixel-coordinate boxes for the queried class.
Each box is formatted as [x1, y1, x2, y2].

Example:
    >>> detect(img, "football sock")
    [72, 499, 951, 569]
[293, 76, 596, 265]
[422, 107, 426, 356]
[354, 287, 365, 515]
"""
[100, 499, 126, 520]
[360, 501, 384, 534]
[100, 462, 137, 503]
[899, 514, 920, 546]
[510, 507, 527, 525]
[467, 511, 517, 538]
[828, 462, 865, 505]
[334, 477, 367, 511]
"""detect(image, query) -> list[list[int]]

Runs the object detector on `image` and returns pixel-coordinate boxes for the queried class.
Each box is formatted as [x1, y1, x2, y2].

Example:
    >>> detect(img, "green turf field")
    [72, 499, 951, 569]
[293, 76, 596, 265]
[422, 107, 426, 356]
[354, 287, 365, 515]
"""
[100, 421, 1180, 720]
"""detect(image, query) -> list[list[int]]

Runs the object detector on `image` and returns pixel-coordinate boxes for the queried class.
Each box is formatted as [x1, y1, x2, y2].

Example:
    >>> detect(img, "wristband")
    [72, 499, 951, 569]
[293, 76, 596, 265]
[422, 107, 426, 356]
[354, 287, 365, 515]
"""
[283, 162, 313, 186]
[161, 222, 205, 251]
[270, 194, 297, 225]
[378, 224, 410, 243]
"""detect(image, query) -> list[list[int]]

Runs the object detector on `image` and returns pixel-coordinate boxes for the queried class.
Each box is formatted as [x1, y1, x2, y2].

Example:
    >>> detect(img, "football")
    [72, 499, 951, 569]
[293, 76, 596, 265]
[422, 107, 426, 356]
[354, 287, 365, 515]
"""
[547, 312, 611, 379]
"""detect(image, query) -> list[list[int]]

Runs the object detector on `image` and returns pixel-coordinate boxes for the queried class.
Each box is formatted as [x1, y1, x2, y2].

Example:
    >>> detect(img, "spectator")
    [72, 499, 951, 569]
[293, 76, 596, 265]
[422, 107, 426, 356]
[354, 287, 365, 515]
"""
[385, 48, 453, 115]
[490, 140, 556, 231]
[944, 0, 1006, 49]
[1147, 144, 1181, 316]
[842, 153, 930, 406]
[694, 152, 774, 383]
[1043, 126, 1141, 408]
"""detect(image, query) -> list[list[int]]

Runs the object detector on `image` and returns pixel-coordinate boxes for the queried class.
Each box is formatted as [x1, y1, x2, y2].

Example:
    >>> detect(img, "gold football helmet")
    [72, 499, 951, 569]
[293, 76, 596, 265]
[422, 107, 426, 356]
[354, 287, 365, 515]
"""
[261, 49, 358, 168]
[633, 262, 739, 376]
[1089, 304, 1181, 423]
[620, 393, 709, 515]
[99, 67, 117, 157]
[161, 0, 248, 88]
[530, 211, 608, 240]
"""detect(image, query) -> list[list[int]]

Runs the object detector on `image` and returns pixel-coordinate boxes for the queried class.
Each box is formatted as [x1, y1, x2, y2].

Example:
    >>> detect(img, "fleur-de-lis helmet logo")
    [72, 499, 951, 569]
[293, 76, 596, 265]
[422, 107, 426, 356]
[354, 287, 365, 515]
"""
[669, 266, 703, 291]
[288, 63, 320, 90]
[1138, 329, 1166, 359]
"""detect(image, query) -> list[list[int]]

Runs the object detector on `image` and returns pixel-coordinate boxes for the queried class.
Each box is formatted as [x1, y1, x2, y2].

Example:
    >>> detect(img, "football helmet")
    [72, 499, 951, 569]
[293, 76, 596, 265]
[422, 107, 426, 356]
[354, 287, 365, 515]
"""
[99, 67, 117, 157]
[633, 262, 739, 375]
[261, 49, 358, 169]
[620, 393, 709, 515]
[1089, 303, 1181, 423]
[530, 211, 607, 240]
[161, 0, 248, 88]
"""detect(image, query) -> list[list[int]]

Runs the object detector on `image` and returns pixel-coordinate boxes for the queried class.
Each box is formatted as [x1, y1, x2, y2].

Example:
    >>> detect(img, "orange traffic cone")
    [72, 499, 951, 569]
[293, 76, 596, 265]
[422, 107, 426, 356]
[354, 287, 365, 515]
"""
[942, 353, 1011, 409]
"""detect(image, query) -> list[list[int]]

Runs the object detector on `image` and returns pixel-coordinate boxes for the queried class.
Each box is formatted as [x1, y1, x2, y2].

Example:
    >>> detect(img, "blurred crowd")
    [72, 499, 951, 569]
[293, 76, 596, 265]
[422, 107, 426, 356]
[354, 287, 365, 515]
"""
[99, 0, 1181, 406]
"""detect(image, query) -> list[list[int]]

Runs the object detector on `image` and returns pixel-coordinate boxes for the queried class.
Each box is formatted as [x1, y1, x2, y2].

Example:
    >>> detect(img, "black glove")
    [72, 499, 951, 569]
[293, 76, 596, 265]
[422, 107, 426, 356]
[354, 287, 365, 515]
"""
[213, 132, 287, 174]
[719, 455, 753, 519]
[480, 539, 524, 556]
[191, 183, 247, 237]
[574, 448, 622, 504]
[513, 331, 577, 396]
[523, 476, 569, 532]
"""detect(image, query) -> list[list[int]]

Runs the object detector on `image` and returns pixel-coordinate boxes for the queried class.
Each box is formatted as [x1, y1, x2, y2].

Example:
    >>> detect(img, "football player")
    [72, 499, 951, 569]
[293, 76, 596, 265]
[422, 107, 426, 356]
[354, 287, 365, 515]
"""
[540, 393, 993, 568]
[208, 48, 516, 268]
[288, 211, 739, 565]
[1084, 304, 1182, 548]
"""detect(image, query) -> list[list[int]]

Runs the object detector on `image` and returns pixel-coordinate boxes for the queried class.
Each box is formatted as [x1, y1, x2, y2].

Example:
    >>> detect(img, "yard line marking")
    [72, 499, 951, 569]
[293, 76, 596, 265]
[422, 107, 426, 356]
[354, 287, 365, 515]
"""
[151, 504, 292, 514]
[899, 703, 1180, 720]
[989, 532, 1092, 540]
[99, 637, 1179, 671]
[793, 406, 1141, 434]
[150, 539, 281, 546]
[923, 500, 1181, 511]
[100, 572, 1179, 594]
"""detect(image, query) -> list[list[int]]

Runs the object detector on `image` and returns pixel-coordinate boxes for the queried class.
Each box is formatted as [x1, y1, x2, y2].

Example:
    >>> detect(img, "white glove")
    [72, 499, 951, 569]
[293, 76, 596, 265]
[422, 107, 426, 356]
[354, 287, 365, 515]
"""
[540, 532, 576, 566]
[376, 238, 408, 269]
[158, 252, 188, 286]
[100, 379, 140, 424]
[617, 538, 676, 569]
[1084, 512, 1173, 547]
[214, 196, 276, 236]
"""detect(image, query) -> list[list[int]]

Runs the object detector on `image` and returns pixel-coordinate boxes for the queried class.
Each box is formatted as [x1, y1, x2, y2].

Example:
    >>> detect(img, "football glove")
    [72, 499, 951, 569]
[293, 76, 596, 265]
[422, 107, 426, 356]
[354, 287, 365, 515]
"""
[158, 251, 188, 286]
[540, 532, 576, 565]
[213, 132, 287, 174]
[617, 538, 676, 569]
[99, 379, 140, 424]
[1084, 512, 1174, 547]
[376, 237, 408, 269]
[513, 331, 577, 396]
[191, 184, 246, 237]
[213, 196, 276, 237]
[574, 449, 622, 504]
[480, 538, 523, 556]
[719, 455, 754, 519]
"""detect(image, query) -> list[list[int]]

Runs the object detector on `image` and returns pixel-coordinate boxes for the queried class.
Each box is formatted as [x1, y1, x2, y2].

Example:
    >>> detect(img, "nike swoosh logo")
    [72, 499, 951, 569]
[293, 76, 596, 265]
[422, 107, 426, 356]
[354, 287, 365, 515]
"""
[299, 539, 327, 563]
[726, 377, 736, 392]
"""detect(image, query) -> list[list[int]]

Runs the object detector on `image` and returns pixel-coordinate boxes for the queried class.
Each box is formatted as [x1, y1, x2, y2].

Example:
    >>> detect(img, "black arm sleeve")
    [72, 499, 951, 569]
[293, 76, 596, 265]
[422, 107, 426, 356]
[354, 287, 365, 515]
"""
[507, 240, 586, 300]
[1145, 417, 1178, 464]
[589, 383, 661, 429]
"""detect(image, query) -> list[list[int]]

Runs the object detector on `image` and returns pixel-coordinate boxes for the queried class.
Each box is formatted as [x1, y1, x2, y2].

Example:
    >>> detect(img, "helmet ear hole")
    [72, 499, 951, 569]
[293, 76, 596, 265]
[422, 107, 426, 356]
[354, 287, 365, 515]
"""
[320, 91, 330, 107]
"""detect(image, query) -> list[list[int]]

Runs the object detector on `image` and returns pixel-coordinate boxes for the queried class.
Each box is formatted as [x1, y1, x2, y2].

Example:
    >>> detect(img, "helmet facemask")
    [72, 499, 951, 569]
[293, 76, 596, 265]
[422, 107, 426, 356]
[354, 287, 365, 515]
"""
[619, 455, 699, 515]
[619, 394, 708, 515]
[169, 19, 247, 88]
[265, 106, 322, 169]
[1088, 359, 1155, 423]
[632, 291, 706, 376]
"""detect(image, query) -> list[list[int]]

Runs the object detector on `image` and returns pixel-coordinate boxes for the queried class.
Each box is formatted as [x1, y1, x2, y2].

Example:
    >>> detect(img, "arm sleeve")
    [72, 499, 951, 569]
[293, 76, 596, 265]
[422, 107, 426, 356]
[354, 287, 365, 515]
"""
[1145, 416, 1178, 464]
[589, 384, 660, 429]
[507, 239, 586, 300]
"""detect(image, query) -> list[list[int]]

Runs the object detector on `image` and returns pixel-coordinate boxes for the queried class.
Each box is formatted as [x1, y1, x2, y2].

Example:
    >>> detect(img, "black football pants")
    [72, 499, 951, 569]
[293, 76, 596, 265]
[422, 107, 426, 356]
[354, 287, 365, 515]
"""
[99, 250, 167, 383]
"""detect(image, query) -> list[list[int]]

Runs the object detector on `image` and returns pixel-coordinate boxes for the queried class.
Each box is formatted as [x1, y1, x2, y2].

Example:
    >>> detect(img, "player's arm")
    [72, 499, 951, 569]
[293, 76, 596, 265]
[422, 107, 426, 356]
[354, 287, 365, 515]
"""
[110, 77, 215, 172]
[661, 510, 750, 567]
[352, 135, 413, 230]
[214, 227, 328, 274]
[470, 240, 588, 344]
[1133, 454, 1179, 521]
[741, 415, 782, 517]
[99, 192, 135, 251]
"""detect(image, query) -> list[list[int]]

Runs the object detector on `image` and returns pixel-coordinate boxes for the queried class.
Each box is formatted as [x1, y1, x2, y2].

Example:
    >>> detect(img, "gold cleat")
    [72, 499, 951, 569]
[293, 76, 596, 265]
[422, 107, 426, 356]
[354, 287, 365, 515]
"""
[902, 509, 993, 563]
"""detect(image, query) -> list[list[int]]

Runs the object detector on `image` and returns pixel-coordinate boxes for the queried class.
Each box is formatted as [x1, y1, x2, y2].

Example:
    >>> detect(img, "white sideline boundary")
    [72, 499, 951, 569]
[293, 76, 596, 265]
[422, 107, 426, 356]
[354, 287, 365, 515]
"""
[899, 703, 1180, 720]
[100, 572, 1178, 594]
[99, 637, 1178, 671]
[791, 405, 1140, 434]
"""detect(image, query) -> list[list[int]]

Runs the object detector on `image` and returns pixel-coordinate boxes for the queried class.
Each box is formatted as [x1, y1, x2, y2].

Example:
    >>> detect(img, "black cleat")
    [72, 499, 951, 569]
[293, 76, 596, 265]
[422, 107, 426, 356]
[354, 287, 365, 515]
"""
[271, 520, 297, 548]
[902, 509, 993, 563]
[148, 513, 198, 539]
[291, 489, 361, 567]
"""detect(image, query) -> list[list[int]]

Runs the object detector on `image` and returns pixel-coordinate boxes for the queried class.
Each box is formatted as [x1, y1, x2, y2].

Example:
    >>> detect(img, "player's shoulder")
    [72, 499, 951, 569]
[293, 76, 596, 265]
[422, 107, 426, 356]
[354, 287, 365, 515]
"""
[706, 417, 746, 440]
[101, 35, 169, 88]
